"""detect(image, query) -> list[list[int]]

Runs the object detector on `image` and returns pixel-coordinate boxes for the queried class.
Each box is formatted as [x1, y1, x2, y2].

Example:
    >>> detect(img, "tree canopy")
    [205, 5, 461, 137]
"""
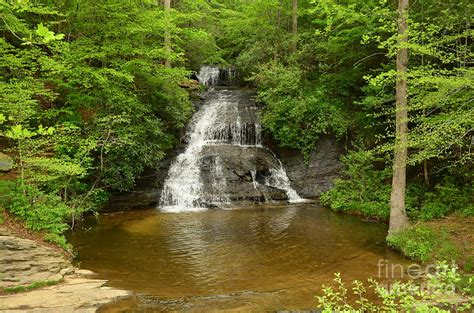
[0, 0, 472, 245]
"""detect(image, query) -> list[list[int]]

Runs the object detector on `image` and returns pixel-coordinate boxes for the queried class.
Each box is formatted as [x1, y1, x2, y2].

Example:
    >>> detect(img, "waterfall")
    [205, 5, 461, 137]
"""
[196, 66, 220, 86]
[265, 168, 302, 202]
[160, 66, 302, 212]
[250, 170, 258, 189]
[160, 93, 230, 212]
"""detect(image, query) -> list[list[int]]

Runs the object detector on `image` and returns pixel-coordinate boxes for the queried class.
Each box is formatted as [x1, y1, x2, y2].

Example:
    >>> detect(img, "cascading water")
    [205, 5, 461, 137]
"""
[196, 66, 220, 86]
[160, 66, 302, 212]
[159, 92, 232, 212]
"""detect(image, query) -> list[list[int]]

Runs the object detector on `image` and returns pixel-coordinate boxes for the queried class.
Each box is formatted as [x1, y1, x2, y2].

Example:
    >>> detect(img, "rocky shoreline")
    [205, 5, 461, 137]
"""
[0, 227, 130, 312]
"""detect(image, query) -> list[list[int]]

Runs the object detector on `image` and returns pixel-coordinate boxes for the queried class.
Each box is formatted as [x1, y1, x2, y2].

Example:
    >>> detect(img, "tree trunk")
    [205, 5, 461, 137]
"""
[274, 0, 283, 61]
[291, 0, 297, 51]
[389, 0, 410, 235]
[423, 160, 429, 186]
[164, 0, 171, 68]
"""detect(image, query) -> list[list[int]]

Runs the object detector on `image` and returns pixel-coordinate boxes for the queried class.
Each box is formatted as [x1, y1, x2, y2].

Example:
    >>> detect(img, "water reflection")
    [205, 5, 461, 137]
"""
[69, 203, 411, 311]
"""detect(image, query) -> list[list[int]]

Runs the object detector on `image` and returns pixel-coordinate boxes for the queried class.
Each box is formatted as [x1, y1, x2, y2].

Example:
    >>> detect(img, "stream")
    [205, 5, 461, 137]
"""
[68, 203, 411, 312]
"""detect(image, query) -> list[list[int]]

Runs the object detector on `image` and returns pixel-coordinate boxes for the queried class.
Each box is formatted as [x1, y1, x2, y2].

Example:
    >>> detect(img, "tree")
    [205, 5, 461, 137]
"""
[164, 0, 172, 67]
[291, 0, 297, 51]
[389, 0, 410, 234]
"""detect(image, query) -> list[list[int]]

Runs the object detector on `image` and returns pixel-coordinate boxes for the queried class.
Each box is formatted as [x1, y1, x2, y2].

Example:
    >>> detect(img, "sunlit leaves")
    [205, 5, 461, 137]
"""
[34, 23, 64, 43]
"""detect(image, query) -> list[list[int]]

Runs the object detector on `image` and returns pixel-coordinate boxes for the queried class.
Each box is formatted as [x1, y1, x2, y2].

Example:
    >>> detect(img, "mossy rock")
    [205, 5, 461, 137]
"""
[0, 152, 14, 172]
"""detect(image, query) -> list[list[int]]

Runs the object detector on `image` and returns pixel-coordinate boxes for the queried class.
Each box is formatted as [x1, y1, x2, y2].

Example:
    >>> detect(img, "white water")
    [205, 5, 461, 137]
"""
[196, 66, 220, 86]
[250, 170, 258, 189]
[160, 66, 302, 212]
[160, 93, 230, 212]
[265, 168, 303, 202]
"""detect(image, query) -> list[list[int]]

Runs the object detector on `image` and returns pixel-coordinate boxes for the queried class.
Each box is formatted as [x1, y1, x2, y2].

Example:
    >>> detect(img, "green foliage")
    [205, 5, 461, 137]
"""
[34, 23, 64, 43]
[323, 152, 473, 221]
[387, 225, 460, 263]
[43, 233, 71, 251]
[0, 180, 71, 236]
[0, 0, 219, 243]
[317, 263, 473, 312]
[257, 63, 348, 157]
[411, 179, 474, 221]
[320, 150, 391, 220]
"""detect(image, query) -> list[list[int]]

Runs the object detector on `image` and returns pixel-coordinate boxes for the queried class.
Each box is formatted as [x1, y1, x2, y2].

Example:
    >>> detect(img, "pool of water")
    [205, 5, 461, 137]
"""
[67, 203, 411, 312]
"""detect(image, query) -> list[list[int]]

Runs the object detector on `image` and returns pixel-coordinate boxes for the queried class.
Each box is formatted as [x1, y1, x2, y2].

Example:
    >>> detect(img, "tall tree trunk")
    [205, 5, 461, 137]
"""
[164, 0, 171, 68]
[389, 0, 410, 234]
[423, 160, 430, 186]
[291, 0, 298, 51]
[274, 0, 283, 61]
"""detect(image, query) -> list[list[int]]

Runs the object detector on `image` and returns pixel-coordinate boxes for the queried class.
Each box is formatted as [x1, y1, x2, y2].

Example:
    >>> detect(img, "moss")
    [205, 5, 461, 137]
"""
[3, 279, 61, 293]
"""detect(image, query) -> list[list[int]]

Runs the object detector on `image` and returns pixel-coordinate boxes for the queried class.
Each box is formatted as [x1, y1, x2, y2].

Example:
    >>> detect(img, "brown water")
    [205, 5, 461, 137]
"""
[68, 203, 412, 312]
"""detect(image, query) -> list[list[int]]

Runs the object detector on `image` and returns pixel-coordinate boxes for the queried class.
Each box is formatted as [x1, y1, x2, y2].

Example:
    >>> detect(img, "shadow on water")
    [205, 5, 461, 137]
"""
[67, 203, 412, 312]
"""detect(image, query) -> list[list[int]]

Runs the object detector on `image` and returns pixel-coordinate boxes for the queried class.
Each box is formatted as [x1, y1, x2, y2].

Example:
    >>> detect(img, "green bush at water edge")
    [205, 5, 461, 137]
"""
[387, 225, 461, 264]
[0, 180, 73, 249]
[317, 262, 473, 312]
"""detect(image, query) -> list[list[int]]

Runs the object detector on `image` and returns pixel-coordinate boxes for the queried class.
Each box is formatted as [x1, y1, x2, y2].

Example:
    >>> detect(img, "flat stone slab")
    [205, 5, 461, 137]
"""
[0, 228, 131, 312]
[0, 276, 130, 312]
[0, 235, 69, 288]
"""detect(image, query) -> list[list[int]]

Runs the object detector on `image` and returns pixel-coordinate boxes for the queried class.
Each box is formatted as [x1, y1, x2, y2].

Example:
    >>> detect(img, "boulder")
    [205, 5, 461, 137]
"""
[0, 152, 13, 172]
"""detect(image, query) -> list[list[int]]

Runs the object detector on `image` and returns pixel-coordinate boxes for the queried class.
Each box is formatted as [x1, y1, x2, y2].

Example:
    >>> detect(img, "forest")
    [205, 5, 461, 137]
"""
[0, 0, 473, 311]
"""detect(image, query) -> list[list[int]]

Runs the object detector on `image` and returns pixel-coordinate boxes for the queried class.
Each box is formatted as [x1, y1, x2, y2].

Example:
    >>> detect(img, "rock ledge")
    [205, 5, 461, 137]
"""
[0, 228, 130, 312]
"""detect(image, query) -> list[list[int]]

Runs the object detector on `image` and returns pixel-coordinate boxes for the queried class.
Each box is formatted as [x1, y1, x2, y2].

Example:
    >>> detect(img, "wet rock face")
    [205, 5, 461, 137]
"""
[270, 136, 343, 198]
[199, 145, 288, 204]
[105, 135, 342, 211]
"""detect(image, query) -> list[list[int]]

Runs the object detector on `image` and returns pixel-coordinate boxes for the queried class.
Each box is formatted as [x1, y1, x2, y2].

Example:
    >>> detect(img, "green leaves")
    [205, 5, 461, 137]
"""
[1, 124, 54, 140]
[3, 124, 36, 140]
[37, 125, 55, 136]
[34, 23, 64, 43]
[0, 0, 207, 239]
[318, 262, 469, 311]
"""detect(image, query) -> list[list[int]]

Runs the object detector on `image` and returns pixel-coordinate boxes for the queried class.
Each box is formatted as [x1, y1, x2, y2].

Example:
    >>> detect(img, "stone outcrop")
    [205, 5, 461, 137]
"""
[0, 227, 130, 312]
[0, 276, 130, 313]
[0, 152, 13, 172]
[199, 145, 288, 204]
[0, 233, 70, 288]
[270, 136, 343, 198]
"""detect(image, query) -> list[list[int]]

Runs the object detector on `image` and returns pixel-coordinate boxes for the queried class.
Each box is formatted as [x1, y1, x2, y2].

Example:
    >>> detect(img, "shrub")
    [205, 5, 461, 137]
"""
[406, 179, 474, 221]
[321, 150, 473, 222]
[387, 225, 460, 263]
[320, 150, 391, 220]
[0, 180, 71, 242]
[317, 263, 473, 312]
